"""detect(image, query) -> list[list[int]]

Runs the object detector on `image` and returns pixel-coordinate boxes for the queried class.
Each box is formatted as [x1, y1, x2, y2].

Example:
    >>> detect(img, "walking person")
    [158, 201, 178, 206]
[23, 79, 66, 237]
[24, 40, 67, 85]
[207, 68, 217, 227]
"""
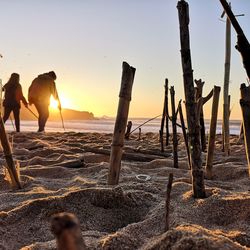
[28, 71, 61, 132]
[2, 73, 28, 132]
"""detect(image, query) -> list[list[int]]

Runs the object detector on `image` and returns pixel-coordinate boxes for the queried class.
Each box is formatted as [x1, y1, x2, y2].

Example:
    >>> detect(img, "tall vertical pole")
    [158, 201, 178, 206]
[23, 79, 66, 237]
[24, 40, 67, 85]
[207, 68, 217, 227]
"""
[165, 79, 170, 146]
[177, 0, 206, 198]
[108, 62, 136, 185]
[223, 14, 231, 156]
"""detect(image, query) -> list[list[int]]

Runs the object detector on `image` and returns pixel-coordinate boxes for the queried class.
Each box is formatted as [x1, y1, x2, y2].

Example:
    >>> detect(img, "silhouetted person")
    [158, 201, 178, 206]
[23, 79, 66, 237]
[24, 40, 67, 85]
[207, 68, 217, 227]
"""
[2, 73, 28, 132]
[28, 71, 60, 132]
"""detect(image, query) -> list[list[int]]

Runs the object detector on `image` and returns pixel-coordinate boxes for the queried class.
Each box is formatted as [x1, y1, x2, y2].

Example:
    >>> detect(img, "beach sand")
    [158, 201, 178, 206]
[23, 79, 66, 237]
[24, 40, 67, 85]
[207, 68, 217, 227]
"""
[0, 132, 249, 249]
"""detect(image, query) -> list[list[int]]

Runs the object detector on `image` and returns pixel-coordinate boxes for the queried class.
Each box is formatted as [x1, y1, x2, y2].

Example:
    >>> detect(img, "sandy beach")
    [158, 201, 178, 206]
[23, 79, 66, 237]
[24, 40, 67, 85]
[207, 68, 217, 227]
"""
[0, 131, 249, 249]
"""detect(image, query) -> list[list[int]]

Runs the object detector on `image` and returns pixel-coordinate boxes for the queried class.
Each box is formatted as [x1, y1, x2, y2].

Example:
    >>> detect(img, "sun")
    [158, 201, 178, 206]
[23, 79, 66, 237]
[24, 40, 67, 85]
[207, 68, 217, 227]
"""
[49, 94, 72, 110]
[50, 96, 59, 110]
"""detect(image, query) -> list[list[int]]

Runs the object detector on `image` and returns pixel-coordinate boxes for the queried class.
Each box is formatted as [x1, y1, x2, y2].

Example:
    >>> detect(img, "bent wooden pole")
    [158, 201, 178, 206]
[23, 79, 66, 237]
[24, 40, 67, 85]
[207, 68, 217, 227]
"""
[0, 118, 21, 189]
[170, 86, 178, 168]
[108, 62, 136, 185]
[240, 83, 250, 177]
[205, 86, 221, 179]
[177, 0, 206, 198]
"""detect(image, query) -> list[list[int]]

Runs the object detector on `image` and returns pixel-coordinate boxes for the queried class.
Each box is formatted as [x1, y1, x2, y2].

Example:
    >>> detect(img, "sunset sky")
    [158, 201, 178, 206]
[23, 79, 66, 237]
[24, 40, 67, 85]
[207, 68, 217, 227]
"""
[0, 0, 250, 119]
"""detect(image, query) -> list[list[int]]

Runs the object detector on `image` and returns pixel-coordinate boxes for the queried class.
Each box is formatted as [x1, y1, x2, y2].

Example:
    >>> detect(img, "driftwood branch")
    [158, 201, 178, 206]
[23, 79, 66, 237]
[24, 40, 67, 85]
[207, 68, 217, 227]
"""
[83, 146, 171, 162]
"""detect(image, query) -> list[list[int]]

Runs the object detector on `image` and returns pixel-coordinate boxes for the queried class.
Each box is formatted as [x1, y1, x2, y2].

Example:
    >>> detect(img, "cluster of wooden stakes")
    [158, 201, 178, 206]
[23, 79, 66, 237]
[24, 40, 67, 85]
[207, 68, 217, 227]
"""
[108, 0, 250, 204]
[0, 1, 250, 230]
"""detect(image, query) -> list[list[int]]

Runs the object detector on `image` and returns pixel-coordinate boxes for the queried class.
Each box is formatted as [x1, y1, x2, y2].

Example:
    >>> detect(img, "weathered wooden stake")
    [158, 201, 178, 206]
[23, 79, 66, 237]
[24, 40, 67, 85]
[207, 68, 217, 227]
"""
[222, 13, 231, 157]
[0, 79, 3, 116]
[0, 118, 21, 189]
[125, 121, 132, 139]
[195, 79, 206, 152]
[160, 79, 170, 151]
[165, 79, 170, 146]
[205, 86, 221, 179]
[170, 86, 178, 168]
[159, 130, 164, 153]
[178, 102, 191, 169]
[177, 0, 206, 198]
[108, 62, 136, 185]
[240, 83, 250, 177]
[165, 173, 173, 231]
[138, 128, 141, 140]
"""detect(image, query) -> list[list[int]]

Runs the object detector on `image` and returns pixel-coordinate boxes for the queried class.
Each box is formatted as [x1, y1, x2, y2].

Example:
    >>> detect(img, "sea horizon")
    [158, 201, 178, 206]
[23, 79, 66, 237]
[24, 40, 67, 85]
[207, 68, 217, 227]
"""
[4, 118, 242, 135]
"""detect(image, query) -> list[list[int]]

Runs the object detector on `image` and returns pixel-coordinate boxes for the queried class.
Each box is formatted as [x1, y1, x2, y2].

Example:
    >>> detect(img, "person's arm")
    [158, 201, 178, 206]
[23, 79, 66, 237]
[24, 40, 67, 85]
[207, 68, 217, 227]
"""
[51, 82, 61, 110]
[16, 85, 28, 107]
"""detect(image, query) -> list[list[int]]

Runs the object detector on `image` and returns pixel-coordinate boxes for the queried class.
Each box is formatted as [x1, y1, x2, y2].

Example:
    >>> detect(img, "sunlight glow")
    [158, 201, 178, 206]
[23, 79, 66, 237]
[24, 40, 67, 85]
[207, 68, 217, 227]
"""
[50, 96, 59, 110]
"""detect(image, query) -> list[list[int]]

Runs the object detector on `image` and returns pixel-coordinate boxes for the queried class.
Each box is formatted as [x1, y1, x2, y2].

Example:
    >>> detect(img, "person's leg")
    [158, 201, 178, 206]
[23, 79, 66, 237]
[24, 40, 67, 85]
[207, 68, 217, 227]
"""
[3, 106, 12, 123]
[34, 102, 49, 132]
[13, 107, 20, 132]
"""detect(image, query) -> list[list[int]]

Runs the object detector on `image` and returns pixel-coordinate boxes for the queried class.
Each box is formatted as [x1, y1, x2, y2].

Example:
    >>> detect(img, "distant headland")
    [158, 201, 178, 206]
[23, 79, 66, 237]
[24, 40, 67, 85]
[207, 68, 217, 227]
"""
[20, 106, 95, 121]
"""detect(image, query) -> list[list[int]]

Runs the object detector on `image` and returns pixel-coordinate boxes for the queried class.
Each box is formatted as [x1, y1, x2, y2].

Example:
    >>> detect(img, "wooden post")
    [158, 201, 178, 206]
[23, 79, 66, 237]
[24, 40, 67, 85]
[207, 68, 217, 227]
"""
[170, 86, 178, 168]
[0, 79, 2, 116]
[223, 13, 231, 157]
[240, 83, 250, 177]
[0, 118, 21, 189]
[159, 130, 164, 152]
[138, 128, 141, 140]
[195, 79, 206, 152]
[125, 121, 132, 139]
[160, 90, 166, 151]
[178, 102, 191, 169]
[177, 0, 206, 198]
[160, 79, 170, 151]
[165, 173, 173, 231]
[108, 62, 136, 185]
[205, 86, 221, 179]
[165, 79, 170, 146]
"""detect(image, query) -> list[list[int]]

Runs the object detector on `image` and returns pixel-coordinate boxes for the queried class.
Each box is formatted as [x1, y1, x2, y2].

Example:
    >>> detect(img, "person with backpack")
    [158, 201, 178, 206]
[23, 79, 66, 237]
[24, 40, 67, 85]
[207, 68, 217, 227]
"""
[2, 73, 28, 132]
[28, 71, 61, 132]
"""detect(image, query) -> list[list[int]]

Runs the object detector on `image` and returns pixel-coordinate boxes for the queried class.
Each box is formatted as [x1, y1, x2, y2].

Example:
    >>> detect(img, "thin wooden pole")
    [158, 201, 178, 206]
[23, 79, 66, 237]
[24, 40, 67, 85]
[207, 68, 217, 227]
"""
[0, 118, 21, 189]
[138, 128, 141, 140]
[165, 173, 173, 231]
[240, 83, 250, 177]
[108, 62, 136, 185]
[0, 79, 2, 116]
[178, 102, 191, 169]
[159, 130, 164, 153]
[206, 86, 221, 179]
[177, 0, 206, 198]
[165, 79, 170, 146]
[223, 15, 231, 156]
[170, 86, 178, 168]
[195, 79, 206, 152]
[160, 91, 166, 152]
[125, 121, 132, 139]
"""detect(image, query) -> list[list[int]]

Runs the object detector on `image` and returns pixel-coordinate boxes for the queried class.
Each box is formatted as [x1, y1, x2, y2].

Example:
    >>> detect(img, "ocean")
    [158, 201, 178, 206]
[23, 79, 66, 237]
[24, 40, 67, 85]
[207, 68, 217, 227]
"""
[4, 118, 242, 135]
